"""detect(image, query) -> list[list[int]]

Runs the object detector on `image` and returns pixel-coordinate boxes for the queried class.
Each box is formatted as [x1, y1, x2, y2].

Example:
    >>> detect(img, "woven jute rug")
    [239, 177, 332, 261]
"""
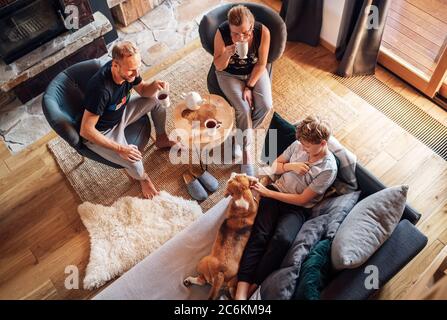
[48, 47, 358, 211]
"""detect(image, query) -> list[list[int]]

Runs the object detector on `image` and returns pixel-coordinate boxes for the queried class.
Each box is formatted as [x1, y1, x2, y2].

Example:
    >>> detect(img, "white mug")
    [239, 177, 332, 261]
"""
[235, 41, 248, 59]
[157, 88, 170, 108]
[204, 118, 221, 136]
[181, 91, 203, 110]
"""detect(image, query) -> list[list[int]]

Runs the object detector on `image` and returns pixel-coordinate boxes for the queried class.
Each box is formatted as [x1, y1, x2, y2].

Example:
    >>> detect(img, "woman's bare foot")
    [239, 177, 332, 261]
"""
[155, 133, 178, 149]
[140, 176, 159, 199]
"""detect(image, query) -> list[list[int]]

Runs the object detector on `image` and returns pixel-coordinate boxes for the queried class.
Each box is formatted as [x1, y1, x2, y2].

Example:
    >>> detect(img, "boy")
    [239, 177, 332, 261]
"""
[235, 115, 338, 299]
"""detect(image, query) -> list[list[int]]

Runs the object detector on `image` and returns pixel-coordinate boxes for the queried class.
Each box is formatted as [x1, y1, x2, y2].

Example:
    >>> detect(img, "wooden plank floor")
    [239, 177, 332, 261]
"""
[382, 0, 447, 76]
[1, 1, 447, 300]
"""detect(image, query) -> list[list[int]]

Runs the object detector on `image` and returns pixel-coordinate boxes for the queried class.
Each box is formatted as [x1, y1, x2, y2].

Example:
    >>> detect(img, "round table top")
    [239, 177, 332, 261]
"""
[173, 93, 234, 150]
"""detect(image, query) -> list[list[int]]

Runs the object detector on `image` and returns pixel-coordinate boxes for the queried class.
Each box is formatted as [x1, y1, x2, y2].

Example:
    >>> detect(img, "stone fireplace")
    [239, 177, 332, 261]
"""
[0, 0, 112, 103]
[0, 0, 67, 64]
[0, 0, 113, 152]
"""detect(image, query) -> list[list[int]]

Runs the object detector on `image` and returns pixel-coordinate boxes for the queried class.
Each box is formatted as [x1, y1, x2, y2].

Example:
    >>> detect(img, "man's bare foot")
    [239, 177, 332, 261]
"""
[140, 177, 159, 199]
[155, 133, 178, 149]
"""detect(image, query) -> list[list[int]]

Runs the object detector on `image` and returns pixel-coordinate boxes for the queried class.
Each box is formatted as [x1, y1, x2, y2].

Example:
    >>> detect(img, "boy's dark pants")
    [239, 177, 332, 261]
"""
[238, 185, 309, 284]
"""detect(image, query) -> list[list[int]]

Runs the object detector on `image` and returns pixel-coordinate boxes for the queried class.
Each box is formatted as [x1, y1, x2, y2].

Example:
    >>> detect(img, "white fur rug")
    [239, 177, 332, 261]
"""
[78, 191, 202, 290]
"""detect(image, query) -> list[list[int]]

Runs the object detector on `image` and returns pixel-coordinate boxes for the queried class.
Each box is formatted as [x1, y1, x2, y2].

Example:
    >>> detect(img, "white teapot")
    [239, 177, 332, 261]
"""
[181, 91, 203, 111]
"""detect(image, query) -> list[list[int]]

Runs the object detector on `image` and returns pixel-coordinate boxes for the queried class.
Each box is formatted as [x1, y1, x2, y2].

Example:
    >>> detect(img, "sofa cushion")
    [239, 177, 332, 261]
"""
[331, 185, 409, 270]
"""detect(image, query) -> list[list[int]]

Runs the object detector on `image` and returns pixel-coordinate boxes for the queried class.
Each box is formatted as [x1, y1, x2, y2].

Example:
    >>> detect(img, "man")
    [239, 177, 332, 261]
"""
[80, 41, 176, 199]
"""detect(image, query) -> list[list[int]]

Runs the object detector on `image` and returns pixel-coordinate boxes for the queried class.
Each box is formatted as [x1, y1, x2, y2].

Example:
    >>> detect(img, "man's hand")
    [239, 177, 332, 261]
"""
[152, 80, 168, 92]
[251, 182, 273, 198]
[243, 87, 253, 108]
[286, 162, 310, 175]
[117, 144, 142, 162]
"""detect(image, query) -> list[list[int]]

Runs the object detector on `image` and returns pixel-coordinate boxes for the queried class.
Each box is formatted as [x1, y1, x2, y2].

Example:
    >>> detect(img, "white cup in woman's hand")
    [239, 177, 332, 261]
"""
[235, 41, 248, 59]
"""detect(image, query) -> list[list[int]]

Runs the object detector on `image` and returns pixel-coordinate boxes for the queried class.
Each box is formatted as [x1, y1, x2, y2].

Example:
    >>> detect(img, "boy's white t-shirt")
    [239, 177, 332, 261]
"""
[273, 141, 338, 208]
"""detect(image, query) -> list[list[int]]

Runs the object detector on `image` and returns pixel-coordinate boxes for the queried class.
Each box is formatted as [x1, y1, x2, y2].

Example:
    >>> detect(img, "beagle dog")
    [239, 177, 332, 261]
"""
[183, 173, 260, 299]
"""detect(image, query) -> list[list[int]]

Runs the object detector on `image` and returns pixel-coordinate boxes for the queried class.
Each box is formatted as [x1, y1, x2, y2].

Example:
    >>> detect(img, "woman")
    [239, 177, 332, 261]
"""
[235, 116, 338, 300]
[213, 5, 272, 176]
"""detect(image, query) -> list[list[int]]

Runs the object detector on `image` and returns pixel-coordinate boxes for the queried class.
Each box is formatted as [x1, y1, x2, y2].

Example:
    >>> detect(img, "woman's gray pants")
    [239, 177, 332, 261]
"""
[215, 69, 273, 133]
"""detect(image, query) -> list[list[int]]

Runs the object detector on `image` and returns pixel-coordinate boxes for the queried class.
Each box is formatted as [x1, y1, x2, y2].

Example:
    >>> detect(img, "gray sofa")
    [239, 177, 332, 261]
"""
[94, 164, 427, 300]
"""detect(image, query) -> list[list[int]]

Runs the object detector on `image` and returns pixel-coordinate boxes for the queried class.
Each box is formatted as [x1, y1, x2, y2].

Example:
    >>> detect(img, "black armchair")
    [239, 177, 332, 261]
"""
[199, 2, 287, 98]
[42, 59, 151, 168]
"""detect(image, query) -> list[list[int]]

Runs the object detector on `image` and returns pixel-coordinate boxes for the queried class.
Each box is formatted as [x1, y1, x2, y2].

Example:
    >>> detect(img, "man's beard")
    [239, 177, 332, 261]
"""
[118, 70, 136, 82]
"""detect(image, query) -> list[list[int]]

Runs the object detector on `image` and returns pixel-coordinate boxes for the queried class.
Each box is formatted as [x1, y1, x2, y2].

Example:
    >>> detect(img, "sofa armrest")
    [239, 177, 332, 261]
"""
[321, 220, 428, 300]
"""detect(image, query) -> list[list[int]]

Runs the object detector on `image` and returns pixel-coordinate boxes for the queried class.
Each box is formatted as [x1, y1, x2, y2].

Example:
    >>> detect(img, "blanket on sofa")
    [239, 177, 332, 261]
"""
[254, 191, 361, 300]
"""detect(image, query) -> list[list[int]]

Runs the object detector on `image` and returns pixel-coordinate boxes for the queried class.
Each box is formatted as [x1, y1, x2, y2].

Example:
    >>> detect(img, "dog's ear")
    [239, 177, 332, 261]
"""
[224, 181, 233, 197]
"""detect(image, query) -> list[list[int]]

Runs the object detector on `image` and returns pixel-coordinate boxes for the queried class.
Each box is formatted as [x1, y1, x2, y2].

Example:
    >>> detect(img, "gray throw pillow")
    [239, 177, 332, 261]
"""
[331, 185, 409, 270]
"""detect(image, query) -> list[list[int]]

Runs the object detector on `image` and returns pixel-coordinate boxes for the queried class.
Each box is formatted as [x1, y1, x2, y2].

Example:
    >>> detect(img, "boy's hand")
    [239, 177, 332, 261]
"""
[286, 162, 310, 175]
[251, 182, 272, 198]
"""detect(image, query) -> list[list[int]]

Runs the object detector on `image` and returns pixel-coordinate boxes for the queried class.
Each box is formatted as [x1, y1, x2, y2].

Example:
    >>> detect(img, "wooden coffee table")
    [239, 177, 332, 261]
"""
[173, 93, 234, 169]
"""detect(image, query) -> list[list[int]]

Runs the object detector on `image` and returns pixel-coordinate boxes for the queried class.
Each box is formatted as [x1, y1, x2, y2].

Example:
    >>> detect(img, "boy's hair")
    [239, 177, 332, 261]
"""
[112, 41, 139, 61]
[295, 116, 331, 144]
[228, 5, 255, 26]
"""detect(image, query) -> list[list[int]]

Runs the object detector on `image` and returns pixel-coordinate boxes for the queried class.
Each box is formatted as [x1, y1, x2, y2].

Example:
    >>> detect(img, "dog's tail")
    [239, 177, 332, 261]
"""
[208, 271, 225, 300]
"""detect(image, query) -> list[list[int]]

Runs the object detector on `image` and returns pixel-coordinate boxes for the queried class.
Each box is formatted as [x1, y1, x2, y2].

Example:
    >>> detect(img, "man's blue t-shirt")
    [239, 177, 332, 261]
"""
[83, 60, 142, 131]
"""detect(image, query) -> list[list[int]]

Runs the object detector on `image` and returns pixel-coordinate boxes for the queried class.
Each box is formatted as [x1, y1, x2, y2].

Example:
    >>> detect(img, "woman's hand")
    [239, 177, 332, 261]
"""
[224, 44, 236, 58]
[251, 182, 272, 198]
[286, 162, 310, 175]
[243, 87, 253, 108]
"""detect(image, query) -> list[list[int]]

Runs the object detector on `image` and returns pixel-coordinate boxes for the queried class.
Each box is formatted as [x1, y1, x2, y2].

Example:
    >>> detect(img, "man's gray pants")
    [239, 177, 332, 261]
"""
[85, 96, 166, 180]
